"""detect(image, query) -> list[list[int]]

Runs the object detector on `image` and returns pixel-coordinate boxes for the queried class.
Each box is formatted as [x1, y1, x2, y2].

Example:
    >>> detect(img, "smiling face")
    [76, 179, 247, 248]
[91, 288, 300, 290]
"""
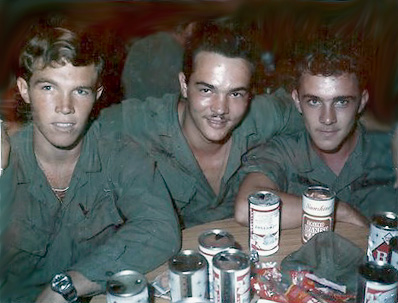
[17, 62, 103, 151]
[179, 51, 252, 146]
[292, 72, 368, 154]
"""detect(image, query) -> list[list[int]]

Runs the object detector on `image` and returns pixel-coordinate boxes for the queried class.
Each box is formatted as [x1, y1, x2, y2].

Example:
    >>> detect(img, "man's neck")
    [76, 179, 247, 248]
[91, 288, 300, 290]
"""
[313, 129, 359, 176]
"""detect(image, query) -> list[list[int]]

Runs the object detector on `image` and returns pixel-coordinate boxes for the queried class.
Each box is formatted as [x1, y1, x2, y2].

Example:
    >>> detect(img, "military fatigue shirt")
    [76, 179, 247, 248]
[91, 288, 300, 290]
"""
[98, 89, 303, 228]
[242, 127, 397, 218]
[0, 122, 180, 302]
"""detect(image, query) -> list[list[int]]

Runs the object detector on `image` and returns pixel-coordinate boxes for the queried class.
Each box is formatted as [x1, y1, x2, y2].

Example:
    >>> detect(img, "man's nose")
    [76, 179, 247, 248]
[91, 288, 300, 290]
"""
[55, 94, 75, 115]
[210, 94, 228, 115]
[320, 106, 337, 125]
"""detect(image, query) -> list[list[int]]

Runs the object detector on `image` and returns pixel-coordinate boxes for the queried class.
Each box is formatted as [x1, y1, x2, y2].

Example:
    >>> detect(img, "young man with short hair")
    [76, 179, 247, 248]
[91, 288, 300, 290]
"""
[99, 20, 304, 228]
[234, 36, 397, 229]
[0, 21, 180, 303]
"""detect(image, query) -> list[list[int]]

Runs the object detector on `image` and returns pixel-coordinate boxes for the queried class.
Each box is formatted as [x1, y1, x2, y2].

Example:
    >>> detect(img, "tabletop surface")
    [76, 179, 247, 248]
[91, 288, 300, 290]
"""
[91, 218, 369, 303]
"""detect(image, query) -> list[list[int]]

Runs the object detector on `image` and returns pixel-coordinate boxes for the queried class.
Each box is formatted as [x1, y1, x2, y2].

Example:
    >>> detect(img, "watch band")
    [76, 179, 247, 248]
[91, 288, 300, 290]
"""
[51, 273, 79, 302]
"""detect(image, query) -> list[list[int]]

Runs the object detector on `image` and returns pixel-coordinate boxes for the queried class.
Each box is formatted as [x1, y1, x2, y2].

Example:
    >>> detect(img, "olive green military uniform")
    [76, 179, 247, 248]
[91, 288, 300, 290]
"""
[242, 127, 397, 218]
[0, 123, 180, 302]
[98, 89, 304, 228]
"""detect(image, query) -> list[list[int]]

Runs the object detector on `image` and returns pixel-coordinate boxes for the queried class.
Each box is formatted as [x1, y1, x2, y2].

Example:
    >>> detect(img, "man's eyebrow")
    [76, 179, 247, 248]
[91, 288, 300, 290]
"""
[333, 95, 357, 101]
[302, 94, 321, 100]
[195, 81, 215, 89]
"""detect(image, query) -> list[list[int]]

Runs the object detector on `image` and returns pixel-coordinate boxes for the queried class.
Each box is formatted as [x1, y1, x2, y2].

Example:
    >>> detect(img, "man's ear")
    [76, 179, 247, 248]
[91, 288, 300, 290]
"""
[178, 72, 188, 98]
[291, 89, 302, 114]
[16, 77, 30, 104]
[358, 89, 369, 114]
[96, 86, 104, 101]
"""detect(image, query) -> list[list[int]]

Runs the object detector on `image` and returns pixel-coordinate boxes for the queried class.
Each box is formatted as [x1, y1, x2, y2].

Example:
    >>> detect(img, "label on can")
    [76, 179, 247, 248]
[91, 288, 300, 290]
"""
[389, 237, 398, 270]
[357, 261, 398, 303]
[301, 186, 335, 243]
[249, 191, 280, 256]
[213, 249, 250, 303]
[198, 229, 235, 300]
[169, 250, 208, 302]
[367, 212, 398, 263]
[106, 270, 148, 303]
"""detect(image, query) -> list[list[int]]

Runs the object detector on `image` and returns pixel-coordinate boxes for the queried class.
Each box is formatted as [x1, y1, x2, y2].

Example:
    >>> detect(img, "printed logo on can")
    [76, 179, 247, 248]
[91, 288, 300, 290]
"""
[249, 191, 280, 256]
[364, 281, 397, 303]
[367, 212, 398, 263]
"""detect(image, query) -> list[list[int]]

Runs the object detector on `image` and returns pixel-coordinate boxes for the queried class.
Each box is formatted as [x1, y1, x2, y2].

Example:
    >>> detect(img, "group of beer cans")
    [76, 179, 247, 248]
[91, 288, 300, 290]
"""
[168, 229, 251, 303]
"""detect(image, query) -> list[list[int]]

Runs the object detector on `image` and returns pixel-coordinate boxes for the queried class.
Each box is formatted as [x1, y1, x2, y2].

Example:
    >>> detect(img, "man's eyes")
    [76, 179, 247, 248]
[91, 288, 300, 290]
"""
[199, 88, 211, 94]
[334, 99, 349, 107]
[307, 99, 320, 106]
[41, 85, 53, 91]
[230, 91, 246, 98]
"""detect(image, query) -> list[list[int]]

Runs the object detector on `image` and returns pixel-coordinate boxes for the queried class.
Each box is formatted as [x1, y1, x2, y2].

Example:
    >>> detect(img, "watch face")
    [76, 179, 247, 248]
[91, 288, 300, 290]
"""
[51, 274, 72, 294]
[51, 273, 78, 302]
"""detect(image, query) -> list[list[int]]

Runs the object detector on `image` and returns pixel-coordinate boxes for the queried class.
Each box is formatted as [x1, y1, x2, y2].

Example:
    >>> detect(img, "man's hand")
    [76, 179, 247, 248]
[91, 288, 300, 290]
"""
[36, 285, 67, 303]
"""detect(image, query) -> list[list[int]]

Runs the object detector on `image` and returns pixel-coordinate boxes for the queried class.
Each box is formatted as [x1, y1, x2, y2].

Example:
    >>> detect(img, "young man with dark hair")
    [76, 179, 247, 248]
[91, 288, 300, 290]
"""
[0, 21, 180, 303]
[235, 36, 397, 229]
[99, 20, 304, 228]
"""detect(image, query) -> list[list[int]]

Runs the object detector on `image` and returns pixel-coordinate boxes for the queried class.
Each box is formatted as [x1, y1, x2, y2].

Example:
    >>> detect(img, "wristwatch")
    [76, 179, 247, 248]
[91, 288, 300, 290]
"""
[51, 273, 80, 302]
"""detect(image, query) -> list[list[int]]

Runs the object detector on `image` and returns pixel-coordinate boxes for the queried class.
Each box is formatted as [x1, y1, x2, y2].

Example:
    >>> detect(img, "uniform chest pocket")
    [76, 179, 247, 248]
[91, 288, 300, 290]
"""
[75, 189, 124, 242]
[156, 160, 196, 206]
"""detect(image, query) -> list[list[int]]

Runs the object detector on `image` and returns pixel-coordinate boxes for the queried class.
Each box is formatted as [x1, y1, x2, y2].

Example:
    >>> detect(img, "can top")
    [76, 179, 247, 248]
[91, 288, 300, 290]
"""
[359, 261, 398, 284]
[213, 248, 249, 271]
[198, 229, 235, 249]
[106, 270, 147, 297]
[248, 191, 280, 206]
[372, 212, 398, 229]
[303, 186, 335, 201]
[169, 249, 207, 273]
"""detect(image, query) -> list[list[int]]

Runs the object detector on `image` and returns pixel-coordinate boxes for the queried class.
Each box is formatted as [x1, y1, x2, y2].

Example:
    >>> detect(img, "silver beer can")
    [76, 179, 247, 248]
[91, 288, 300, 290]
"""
[213, 248, 251, 303]
[198, 229, 235, 301]
[301, 186, 335, 243]
[249, 191, 280, 256]
[106, 270, 148, 303]
[367, 212, 398, 263]
[169, 249, 208, 302]
[356, 261, 398, 303]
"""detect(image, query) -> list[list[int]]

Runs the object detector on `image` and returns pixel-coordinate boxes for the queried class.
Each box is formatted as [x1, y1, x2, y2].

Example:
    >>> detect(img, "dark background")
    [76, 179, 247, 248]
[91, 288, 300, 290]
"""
[1, 0, 397, 126]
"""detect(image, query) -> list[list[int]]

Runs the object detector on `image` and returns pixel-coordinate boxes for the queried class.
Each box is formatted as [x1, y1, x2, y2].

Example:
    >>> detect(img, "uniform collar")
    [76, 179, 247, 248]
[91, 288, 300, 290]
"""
[13, 122, 102, 185]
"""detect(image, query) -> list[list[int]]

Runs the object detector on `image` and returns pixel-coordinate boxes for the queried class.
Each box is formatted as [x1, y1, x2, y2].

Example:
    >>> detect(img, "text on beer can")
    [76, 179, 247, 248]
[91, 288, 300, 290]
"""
[213, 248, 250, 303]
[301, 186, 335, 243]
[249, 191, 280, 256]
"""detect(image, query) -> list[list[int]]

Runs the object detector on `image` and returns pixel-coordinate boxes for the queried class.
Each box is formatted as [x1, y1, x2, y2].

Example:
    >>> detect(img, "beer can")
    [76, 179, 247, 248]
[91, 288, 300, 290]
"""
[367, 212, 398, 263]
[198, 229, 235, 301]
[106, 270, 148, 303]
[169, 249, 208, 302]
[356, 261, 398, 303]
[248, 191, 280, 256]
[389, 237, 398, 270]
[301, 186, 335, 243]
[213, 248, 251, 303]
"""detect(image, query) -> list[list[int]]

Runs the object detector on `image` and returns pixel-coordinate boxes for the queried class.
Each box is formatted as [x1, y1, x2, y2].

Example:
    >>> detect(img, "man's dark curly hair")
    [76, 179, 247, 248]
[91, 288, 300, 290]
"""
[293, 34, 372, 91]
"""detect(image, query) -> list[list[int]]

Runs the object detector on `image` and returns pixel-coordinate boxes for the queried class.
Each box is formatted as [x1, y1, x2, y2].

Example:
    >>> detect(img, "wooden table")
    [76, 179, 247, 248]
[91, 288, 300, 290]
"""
[92, 218, 369, 302]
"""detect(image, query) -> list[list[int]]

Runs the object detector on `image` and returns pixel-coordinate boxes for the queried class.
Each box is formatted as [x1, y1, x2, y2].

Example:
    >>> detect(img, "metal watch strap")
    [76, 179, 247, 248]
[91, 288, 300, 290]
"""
[51, 273, 80, 302]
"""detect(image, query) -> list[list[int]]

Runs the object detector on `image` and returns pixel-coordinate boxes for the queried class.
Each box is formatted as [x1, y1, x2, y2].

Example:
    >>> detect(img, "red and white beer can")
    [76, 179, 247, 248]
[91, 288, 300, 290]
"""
[213, 248, 250, 303]
[198, 229, 235, 301]
[356, 261, 398, 303]
[367, 212, 398, 263]
[301, 186, 335, 243]
[248, 191, 280, 256]
[389, 236, 398, 270]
